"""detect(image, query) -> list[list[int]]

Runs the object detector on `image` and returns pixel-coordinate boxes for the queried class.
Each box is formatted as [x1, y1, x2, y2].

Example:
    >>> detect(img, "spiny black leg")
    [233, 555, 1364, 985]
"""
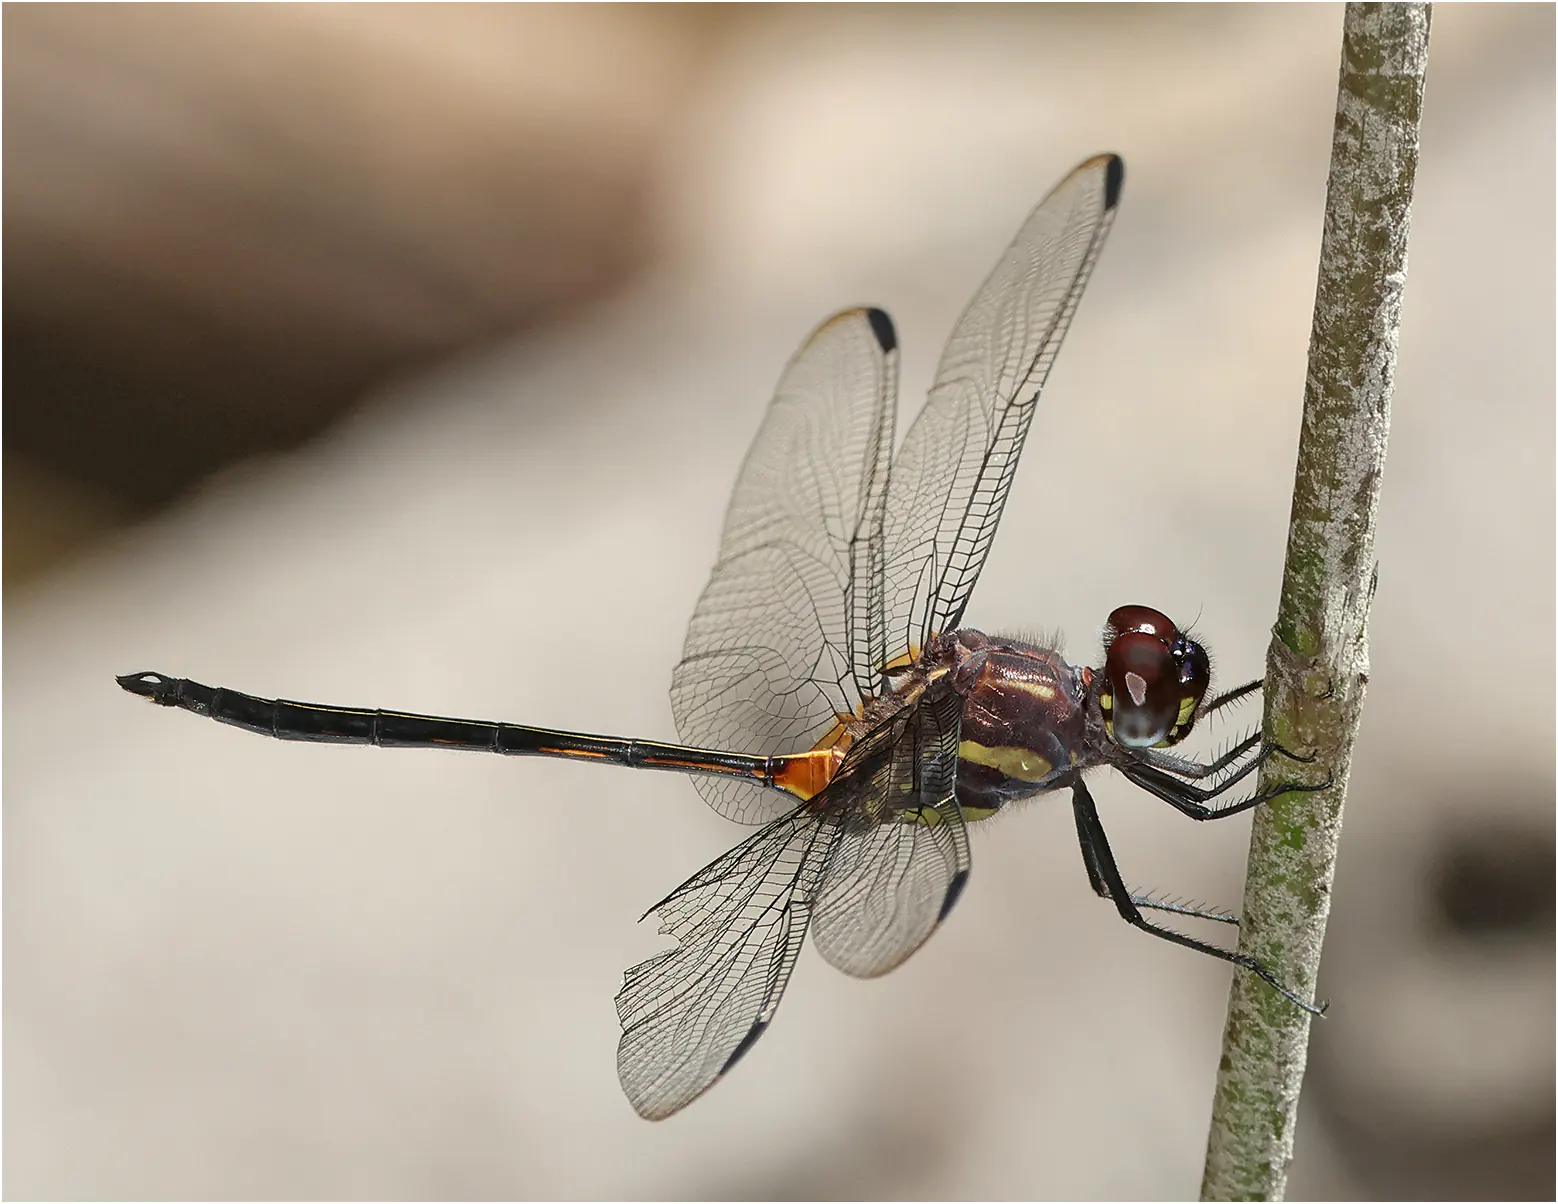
[1132, 741, 1268, 801]
[1122, 759, 1331, 822]
[1141, 734, 1317, 785]
[1071, 781, 1324, 1015]
[1073, 800, 1108, 898]
[1129, 894, 1240, 926]
[1140, 730, 1264, 781]
[1070, 792, 1239, 925]
[1201, 679, 1262, 717]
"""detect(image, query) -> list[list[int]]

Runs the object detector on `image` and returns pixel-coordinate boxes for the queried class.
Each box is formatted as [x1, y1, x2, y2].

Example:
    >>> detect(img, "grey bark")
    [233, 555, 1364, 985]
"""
[1200, 4, 1431, 1200]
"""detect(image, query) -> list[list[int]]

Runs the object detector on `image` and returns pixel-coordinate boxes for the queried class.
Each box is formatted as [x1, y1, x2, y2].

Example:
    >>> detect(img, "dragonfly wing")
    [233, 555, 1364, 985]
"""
[615, 803, 841, 1120]
[672, 308, 898, 824]
[883, 154, 1123, 657]
[810, 682, 970, 978]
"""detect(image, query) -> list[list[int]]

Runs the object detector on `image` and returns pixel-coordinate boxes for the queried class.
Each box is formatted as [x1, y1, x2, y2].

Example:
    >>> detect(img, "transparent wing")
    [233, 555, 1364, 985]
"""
[617, 683, 964, 1118]
[615, 804, 839, 1120]
[883, 154, 1123, 658]
[672, 308, 898, 824]
[811, 682, 969, 978]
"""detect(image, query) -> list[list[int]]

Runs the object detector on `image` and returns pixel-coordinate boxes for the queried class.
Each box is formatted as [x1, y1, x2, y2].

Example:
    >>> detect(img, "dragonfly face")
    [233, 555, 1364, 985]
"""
[121, 151, 1326, 1123]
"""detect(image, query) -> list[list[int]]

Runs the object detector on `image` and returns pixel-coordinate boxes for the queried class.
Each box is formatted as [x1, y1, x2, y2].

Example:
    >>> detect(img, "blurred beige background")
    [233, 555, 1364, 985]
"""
[5, 4, 1553, 1200]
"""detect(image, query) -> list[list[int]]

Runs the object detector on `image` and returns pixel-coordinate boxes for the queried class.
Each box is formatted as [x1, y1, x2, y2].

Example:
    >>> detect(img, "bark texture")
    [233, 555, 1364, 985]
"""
[1200, 4, 1431, 1200]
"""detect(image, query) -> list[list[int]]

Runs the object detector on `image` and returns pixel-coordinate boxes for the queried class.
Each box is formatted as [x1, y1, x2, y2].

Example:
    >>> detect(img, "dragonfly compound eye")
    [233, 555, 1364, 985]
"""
[1104, 604, 1176, 643]
[1172, 636, 1211, 695]
[1101, 609, 1209, 749]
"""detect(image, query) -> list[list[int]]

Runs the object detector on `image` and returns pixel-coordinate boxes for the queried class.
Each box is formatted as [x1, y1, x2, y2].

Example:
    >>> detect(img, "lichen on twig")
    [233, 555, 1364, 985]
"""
[1199, 4, 1432, 1200]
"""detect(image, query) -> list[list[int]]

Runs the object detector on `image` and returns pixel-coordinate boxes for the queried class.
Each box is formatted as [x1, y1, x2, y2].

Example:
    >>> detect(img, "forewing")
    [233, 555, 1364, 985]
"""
[810, 682, 970, 978]
[883, 155, 1123, 657]
[615, 804, 840, 1120]
[672, 308, 898, 825]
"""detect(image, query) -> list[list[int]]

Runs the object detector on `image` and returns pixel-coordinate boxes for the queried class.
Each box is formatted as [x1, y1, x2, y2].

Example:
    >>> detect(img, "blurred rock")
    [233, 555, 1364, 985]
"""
[3, 3, 719, 527]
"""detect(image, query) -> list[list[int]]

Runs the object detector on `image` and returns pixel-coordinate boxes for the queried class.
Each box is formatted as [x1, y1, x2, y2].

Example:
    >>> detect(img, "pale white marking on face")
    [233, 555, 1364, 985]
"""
[1125, 670, 1148, 706]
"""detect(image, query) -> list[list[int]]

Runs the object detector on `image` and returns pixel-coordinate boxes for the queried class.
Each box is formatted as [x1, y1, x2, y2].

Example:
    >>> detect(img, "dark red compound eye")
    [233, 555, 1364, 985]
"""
[1105, 605, 1177, 644]
[1101, 606, 1210, 748]
[1105, 630, 1181, 747]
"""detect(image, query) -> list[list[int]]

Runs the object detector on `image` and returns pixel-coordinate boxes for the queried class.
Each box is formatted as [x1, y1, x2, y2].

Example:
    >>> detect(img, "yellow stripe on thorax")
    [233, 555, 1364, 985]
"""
[957, 740, 1052, 782]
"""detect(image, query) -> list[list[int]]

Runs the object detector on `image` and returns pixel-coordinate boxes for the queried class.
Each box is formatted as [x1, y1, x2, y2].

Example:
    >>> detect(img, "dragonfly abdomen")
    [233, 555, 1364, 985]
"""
[116, 672, 777, 783]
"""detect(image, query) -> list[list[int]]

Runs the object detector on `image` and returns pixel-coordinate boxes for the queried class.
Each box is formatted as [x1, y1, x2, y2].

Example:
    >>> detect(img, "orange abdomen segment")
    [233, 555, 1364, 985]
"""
[770, 745, 847, 801]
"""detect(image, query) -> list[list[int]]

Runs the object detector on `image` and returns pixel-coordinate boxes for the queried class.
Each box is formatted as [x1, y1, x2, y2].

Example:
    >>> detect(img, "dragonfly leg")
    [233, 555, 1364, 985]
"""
[1074, 801, 1108, 897]
[1120, 756, 1330, 821]
[1200, 678, 1262, 717]
[1070, 794, 1238, 926]
[1071, 781, 1324, 1014]
[1138, 730, 1264, 780]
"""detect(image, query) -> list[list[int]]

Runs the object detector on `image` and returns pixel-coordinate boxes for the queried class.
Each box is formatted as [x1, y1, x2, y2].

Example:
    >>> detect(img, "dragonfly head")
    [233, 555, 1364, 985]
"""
[1098, 605, 1210, 749]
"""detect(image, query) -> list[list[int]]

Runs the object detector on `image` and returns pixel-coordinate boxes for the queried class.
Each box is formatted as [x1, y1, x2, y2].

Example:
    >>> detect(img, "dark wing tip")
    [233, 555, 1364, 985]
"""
[938, 866, 971, 923]
[1103, 154, 1125, 210]
[718, 1017, 770, 1079]
[865, 307, 897, 353]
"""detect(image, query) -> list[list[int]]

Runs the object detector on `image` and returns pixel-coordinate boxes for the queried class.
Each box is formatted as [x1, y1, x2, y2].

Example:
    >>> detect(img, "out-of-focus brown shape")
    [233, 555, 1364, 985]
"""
[2, 4, 719, 532]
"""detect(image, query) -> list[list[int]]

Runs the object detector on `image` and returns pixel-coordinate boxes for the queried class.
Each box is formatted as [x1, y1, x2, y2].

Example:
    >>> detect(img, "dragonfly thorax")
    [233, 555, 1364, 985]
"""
[928, 629, 1094, 819]
[924, 607, 1213, 818]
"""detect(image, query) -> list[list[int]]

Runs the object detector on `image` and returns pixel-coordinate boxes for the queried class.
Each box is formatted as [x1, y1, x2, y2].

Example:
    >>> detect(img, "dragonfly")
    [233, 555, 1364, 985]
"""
[119, 153, 1324, 1121]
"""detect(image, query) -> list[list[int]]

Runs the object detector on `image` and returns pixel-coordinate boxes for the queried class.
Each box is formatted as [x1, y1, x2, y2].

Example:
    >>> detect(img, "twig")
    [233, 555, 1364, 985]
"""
[1200, 4, 1431, 1200]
